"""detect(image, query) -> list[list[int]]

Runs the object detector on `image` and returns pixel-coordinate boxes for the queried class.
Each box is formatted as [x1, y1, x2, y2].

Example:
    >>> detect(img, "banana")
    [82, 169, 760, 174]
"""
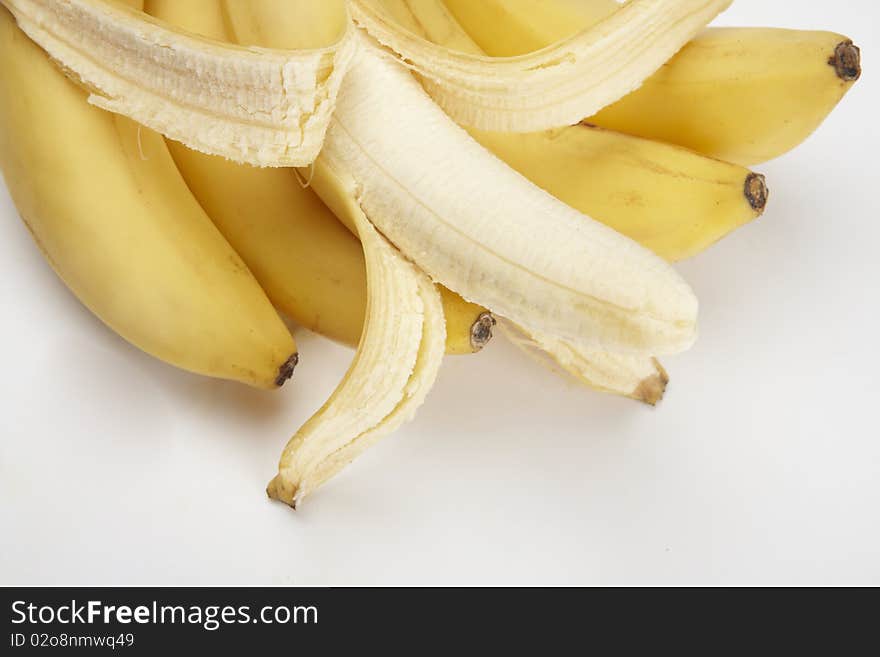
[315, 33, 699, 355]
[217, 0, 446, 505]
[593, 28, 862, 165]
[446, 0, 862, 165]
[376, 0, 485, 52]
[0, 5, 298, 389]
[351, 0, 731, 132]
[145, 0, 492, 356]
[376, 0, 767, 263]
[0, 0, 357, 166]
[221, 0, 350, 50]
[443, 0, 618, 56]
[469, 124, 767, 263]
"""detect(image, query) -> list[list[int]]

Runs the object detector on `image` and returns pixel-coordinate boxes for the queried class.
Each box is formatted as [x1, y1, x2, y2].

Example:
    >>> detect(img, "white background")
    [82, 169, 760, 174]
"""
[1, 0, 878, 586]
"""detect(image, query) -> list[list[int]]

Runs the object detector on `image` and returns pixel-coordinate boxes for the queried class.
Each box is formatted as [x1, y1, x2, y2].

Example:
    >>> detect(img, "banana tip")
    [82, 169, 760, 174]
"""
[274, 353, 299, 387]
[632, 359, 670, 406]
[830, 41, 861, 82]
[470, 312, 497, 352]
[744, 173, 769, 214]
[266, 475, 298, 509]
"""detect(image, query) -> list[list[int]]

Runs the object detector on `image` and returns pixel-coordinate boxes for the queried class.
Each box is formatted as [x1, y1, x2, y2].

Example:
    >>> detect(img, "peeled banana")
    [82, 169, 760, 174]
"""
[0, 5, 298, 390]
[315, 34, 699, 355]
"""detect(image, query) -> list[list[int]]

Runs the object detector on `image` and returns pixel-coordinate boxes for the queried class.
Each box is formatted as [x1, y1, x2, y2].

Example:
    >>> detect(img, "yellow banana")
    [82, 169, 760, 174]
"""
[0, 5, 298, 390]
[442, 0, 617, 55]
[592, 28, 861, 165]
[444, 0, 861, 165]
[145, 0, 492, 356]
[469, 124, 766, 262]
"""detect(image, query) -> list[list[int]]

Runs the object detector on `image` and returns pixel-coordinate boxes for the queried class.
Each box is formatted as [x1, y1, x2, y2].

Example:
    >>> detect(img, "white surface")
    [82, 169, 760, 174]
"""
[1, 0, 878, 586]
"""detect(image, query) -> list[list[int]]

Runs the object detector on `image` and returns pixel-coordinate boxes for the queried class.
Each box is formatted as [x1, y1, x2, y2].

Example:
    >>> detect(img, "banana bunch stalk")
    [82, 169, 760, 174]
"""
[0, 0, 861, 507]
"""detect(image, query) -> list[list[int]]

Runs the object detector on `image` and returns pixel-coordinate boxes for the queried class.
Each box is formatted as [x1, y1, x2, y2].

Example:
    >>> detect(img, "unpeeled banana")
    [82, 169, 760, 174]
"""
[0, 5, 298, 390]
[445, 0, 861, 165]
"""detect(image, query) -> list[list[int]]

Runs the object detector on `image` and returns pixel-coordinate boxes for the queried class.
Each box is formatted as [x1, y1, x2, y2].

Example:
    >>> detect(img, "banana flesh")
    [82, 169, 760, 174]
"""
[0, 5, 298, 389]
[350, 0, 732, 132]
[0, 0, 357, 166]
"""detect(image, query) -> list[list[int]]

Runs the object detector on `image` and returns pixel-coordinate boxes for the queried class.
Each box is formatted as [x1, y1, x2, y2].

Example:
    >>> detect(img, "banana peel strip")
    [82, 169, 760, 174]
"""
[349, 0, 731, 132]
[267, 163, 446, 508]
[0, 0, 357, 167]
[502, 321, 669, 406]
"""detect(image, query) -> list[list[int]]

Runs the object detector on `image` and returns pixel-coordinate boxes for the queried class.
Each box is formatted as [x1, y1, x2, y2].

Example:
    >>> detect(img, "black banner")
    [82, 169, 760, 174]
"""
[1, 587, 873, 652]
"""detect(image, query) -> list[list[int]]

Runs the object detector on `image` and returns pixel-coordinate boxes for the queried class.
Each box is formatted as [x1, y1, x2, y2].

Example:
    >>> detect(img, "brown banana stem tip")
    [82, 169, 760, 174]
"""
[275, 353, 299, 387]
[470, 312, 497, 352]
[266, 475, 298, 509]
[744, 173, 769, 214]
[632, 359, 670, 407]
[830, 41, 861, 82]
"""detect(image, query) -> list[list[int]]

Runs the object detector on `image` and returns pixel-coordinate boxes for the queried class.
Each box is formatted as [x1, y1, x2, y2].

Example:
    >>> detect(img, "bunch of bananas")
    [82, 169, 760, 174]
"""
[0, 0, 860, 508]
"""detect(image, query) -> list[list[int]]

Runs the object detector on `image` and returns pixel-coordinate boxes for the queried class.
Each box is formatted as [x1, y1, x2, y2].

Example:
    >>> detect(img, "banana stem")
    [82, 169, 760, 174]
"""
[830, 41, 862, 81]
[744, 174, 769, 214]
